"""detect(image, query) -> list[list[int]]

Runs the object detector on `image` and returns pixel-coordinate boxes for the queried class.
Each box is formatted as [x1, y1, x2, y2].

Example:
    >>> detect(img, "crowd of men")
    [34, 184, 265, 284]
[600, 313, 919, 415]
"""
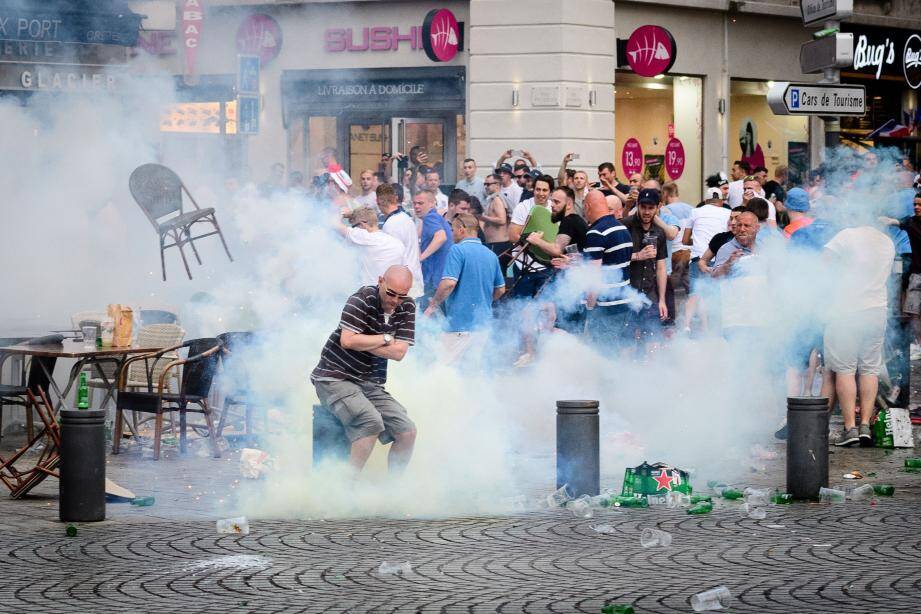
[307, 145, 921, 471]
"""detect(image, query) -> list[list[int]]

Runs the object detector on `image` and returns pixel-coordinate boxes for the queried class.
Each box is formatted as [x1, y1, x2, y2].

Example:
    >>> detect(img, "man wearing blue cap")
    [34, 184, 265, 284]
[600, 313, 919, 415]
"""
[783, 187, 813, 238]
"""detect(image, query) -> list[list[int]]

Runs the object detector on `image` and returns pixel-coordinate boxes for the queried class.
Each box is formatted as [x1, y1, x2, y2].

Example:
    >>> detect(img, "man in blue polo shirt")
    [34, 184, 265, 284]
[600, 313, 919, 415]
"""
[414, 188, 453, 311]
[424, 213, 507, 363]
[582, 189, 634, 347]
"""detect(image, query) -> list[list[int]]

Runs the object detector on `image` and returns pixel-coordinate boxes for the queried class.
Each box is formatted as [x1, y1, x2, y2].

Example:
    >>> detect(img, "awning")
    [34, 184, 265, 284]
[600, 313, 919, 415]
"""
[0, 0, 143, 47]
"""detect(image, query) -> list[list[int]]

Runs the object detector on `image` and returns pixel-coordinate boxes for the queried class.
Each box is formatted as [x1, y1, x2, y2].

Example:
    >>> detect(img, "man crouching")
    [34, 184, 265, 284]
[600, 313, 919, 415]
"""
[311, 265, 417, 472]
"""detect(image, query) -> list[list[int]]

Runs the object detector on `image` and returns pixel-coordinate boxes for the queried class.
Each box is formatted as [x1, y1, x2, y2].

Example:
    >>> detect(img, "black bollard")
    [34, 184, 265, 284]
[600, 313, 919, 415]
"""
[786, 397, 829, 500]
[59, 409, 106, 522]
[556, 400, 600, 497]
[312, 404, 350, 466]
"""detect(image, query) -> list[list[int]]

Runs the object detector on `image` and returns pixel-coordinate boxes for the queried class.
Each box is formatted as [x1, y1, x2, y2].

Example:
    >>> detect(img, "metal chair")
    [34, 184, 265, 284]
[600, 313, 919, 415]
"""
[113, 338, 223, 460]
[214, 332, 262, 443]
[0, 349, 56, 442]
[128, 163, 233, 281]
[138, 308, 179, 325]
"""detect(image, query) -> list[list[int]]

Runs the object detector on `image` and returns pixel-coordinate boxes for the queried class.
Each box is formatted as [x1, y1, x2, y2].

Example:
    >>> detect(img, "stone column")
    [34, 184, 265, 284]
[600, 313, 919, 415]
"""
[467, 0, 617, 178]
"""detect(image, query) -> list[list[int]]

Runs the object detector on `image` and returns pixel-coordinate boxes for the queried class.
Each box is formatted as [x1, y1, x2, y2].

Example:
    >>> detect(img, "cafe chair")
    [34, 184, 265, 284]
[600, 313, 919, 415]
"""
[128, 163, 234, 281]
[214, 331, 263, 443]
[113, 338, 223, 460]
[0, 347, 56, 442]
[138, 307, 180, 326]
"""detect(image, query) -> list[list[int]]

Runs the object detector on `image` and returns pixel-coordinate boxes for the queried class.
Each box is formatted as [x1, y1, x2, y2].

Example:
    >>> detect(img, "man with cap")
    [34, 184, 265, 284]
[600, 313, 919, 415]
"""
[622, 188, 669, 348]
[681, 184, 730, 334]
[326, 163, 356, 213]
[496, 163, 523, 207]
[782, 187, 813, 238]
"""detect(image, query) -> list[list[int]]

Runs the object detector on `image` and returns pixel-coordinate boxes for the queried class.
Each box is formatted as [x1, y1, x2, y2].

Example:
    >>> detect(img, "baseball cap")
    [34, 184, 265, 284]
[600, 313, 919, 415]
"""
[637, 188, 660, 205]
[785, 187, 810, 212]
[705, 187, 722, 200]
[495, 163, 513, 175]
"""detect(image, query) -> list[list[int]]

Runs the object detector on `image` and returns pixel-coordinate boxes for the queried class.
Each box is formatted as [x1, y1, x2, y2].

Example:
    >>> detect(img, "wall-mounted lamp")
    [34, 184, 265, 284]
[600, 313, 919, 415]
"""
[589, 89, 597, 107]
[718, 98, 726, 115]
[512, 88, 519, 107]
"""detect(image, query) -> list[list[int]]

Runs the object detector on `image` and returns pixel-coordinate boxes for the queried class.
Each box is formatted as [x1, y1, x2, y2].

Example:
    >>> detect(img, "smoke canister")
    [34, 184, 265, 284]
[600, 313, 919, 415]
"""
[556, 400, 600, 497]
[786, 397, 829, 500]
[59, 409, 106, 522]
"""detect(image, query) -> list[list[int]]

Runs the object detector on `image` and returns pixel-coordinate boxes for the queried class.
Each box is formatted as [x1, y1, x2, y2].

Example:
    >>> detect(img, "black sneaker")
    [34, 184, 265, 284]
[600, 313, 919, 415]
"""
[834, 427, 860, 447]
[774, 423, 788, 440]
[858, 424, 873, 446]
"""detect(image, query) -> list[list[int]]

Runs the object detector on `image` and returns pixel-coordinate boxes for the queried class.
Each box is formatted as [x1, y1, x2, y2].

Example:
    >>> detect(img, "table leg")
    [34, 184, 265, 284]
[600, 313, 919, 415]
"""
[40, 357, 78, 414]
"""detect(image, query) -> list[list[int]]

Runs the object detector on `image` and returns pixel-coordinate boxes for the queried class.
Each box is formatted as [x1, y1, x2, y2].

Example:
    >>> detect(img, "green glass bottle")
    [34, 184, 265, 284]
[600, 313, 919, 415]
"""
[66, 524, 77, 537]
[76, 372, 89, 410]
[610, 496, 648, 508]
[601, 605, 635, 614]
[771, 492, 794, 504]
[872, 485, 895, 496]
[687, 501, 713, 515]
[720, 488, 743, 500]
[905, 458, 921, 470]
[690, 494, 712, 504]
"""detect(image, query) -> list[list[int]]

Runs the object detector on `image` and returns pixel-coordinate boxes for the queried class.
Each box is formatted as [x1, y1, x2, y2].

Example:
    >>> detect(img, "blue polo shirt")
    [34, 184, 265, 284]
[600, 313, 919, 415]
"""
[421, 209, 453, 294]
[584, 214, 633, 308]
[441, 238, 506, 332]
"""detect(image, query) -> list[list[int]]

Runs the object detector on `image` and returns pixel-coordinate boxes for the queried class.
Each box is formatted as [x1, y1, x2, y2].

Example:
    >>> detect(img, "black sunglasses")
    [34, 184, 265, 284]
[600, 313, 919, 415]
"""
[381, 282, 409, 299]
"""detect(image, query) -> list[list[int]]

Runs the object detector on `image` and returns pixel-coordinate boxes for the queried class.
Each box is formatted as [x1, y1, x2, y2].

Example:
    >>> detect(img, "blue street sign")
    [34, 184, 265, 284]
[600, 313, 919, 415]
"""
[237, 95, 259, 134]
[238, 54, 259, 95]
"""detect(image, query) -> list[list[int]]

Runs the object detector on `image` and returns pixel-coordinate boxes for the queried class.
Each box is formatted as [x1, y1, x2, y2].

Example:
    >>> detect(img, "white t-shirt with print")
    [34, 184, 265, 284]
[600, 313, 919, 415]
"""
[346, 228, 404, 287]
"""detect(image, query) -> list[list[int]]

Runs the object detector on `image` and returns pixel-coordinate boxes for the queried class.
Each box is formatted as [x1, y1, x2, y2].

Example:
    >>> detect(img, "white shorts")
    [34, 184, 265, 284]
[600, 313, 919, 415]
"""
[824, 308, 886, 376]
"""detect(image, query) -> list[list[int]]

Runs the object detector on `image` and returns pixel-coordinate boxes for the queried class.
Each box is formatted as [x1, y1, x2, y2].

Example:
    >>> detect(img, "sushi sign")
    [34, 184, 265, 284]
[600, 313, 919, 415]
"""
[324, 8, 462, 62]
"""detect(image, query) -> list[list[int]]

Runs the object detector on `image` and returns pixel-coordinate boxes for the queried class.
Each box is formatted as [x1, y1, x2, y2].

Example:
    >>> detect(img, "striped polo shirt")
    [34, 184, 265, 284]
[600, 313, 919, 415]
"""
[311, 285, 415, 385]
[584, 214, 633, 308]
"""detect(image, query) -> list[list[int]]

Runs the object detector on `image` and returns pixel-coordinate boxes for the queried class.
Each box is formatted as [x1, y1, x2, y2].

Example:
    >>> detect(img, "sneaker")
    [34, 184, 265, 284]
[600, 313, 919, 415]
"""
[774, 423, 788, 440]
[834, 427, 860, 447]
[859, 424, 873, 446]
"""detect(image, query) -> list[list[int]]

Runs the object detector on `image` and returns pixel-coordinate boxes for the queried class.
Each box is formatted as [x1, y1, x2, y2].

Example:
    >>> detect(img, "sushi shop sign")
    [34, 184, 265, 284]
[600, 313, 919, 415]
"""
[324, 8, 463, 62]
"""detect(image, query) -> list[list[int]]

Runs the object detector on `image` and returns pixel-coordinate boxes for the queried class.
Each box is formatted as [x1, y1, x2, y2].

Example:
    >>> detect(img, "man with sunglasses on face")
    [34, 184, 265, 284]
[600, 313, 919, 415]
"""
[312, 265, 417, 473]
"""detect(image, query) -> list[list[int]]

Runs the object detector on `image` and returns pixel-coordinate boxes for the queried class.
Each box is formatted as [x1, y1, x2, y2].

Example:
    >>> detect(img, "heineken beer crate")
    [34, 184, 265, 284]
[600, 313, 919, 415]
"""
[621, 461, 692, 504]
[873, 408, 914, 448]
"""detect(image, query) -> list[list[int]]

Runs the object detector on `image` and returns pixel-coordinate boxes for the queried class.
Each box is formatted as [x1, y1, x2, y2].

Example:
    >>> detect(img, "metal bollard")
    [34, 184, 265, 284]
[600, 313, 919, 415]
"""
[59, 409, 106, 522]
[312, 404, 350, 466]
[556, 400, 600, 497]
[786, 397, 829, 500]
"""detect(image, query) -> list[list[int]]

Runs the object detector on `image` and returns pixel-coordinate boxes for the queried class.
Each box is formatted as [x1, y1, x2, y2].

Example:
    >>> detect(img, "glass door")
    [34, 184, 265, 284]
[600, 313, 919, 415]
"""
[346, 120, 390, 182]
[391, 117, 449, 182]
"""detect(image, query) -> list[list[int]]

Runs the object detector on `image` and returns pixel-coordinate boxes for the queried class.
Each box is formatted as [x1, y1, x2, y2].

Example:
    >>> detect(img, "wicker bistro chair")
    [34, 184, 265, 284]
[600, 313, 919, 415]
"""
[113, 338, 223, 460]
[128, 163, 233, 281]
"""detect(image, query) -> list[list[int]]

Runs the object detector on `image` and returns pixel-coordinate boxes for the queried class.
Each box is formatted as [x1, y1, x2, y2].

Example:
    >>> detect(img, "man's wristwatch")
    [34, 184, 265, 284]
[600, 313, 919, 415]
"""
[383, 334, 393, 346]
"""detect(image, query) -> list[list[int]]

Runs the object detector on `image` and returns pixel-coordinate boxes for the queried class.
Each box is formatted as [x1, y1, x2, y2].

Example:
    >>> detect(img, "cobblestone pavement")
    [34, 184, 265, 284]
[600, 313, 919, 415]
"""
[1, 430, 920, 614]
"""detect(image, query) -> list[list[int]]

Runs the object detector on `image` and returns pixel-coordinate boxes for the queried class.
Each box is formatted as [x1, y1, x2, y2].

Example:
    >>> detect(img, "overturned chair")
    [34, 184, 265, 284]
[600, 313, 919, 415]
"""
[129, 163, 233, 281]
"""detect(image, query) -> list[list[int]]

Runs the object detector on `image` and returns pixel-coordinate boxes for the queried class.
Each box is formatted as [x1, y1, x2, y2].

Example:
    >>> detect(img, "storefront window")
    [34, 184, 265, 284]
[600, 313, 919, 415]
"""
[615, 72, 703, 202]
[730, 80, 809, 182]
[159, 100, 242, 185]
[349, 123, 388, 179]
[160, 101, 236, 134]
[307, 116, 337, 177]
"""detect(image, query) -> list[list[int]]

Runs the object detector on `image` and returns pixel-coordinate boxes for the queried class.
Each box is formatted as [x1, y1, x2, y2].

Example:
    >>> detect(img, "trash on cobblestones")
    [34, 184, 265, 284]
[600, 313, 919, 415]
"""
[566, 495, 594, 518]
[719, 488, 743, 501]
[601, 604, 635, 614]
[873, 408, 914, 448]
[873, 484, 895, 496]
[65, 524, 77, 537]
[687, 501, 713, 515]
[743, 488, 771, 506]
[130, 496, 155, 507]
[547, 485, 573, 508]
[690, 494, 712, 504]
[818, 487, 845, 503]
[666, 491, 691, 508]
[771, 492, 794, 504]
[609, 495, 649, 508]
[742, 502, 767, 519]
[216, 516, 250, 535]
[842, 470, 864, 479]
[707, 480, 728, 491]
[185, 555, 270, 573]
[750, 444, 779, 460]
[621, 462, 692, 503]
[591, 524, 616, 535]
[639, 527, 672, 548]
[764, 524, 786, 529]
[849, 484, 875, 500]
[690, 585, 732, 611]
[378, 561, 412, 576]
[239, 448, 273, 479]
[904, 458, 921, 471]
[104, 478, 135, 501]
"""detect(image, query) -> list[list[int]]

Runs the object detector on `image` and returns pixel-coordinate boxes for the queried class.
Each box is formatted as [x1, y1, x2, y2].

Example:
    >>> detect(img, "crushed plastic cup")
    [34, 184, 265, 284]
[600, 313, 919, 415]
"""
[743, 487, 771, 506]
[547, 484, 573, 508]
[690, 585, 732, 611]
[591, 524, 617, 535]
[666, 491, 691, 508]
[639, 527, 672, 548]
[819, 487, 845, 503]
[849, 484, 875, 501]
[566, 495, 594, 518]
[378, 561, 412, 576]
[742, 502, 767, 519]
[216, 516, 250, 535]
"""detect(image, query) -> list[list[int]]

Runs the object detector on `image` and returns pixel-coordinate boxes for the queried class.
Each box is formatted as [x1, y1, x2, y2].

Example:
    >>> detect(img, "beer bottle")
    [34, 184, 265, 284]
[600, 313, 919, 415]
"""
[687, 501, 713, 515]
[720, 488, 743, 500]
[76, 372, 89, 410]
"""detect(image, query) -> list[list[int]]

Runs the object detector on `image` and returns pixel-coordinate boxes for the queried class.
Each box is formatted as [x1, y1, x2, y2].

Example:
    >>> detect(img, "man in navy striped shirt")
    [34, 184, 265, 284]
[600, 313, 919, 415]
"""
[311, 265, 417, 473]
[582, 190, 634, 346]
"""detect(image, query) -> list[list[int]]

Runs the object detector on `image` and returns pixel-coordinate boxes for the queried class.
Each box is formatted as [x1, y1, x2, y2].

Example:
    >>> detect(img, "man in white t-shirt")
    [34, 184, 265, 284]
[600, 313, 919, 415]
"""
[353, 169, 378, 209]
[508, 174, 555, 297]
[425, 169, 449, 213]
[726, 160, 750, 207]
[681, 192, 730, 332]
[377, 184, 424, 298]
[742, 176, 777, 226]
[496, 163, 523, 207]
[336, 206, 404, 287]
[822, 223, 896, 447]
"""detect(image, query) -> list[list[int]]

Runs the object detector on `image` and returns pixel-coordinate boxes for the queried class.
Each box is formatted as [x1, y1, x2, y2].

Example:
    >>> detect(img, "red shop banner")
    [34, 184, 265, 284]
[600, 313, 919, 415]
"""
[665, 137, 685, 179]
[181, 0, 203, 80]
[621, 138, 643, 176]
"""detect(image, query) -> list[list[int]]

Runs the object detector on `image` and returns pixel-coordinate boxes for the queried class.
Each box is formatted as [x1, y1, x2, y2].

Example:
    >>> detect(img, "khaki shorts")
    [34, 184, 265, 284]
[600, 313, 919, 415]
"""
[313, 379, 415, 444]
[904, 273, 921, 315]
[824, 309, 886, 376]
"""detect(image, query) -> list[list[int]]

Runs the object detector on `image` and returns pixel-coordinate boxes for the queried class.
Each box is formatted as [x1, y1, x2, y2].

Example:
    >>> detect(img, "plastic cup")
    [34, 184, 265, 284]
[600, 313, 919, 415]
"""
[690, 585, 732, 611]
[82, 326, 96, 350]
[639, 527, 672, 548]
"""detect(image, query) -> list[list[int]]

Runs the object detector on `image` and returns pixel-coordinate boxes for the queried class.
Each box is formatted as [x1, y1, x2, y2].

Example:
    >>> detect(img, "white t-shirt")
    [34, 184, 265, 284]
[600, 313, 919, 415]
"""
[501, 182, 523, 207]
[434, 190, 449, 214]
[381, 210, 425, 298]
[354, 192, 378, 209]
[687, 205, 731, 258]
[346, 228, 404, 287]
[727, 180, 744, 207]
[824, 226, 895, 316]
[510, 197, 551, 227]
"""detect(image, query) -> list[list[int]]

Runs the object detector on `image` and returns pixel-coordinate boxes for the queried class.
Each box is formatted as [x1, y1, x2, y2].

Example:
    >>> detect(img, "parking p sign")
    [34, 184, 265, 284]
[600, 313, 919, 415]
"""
[790, 88, 800, 109]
